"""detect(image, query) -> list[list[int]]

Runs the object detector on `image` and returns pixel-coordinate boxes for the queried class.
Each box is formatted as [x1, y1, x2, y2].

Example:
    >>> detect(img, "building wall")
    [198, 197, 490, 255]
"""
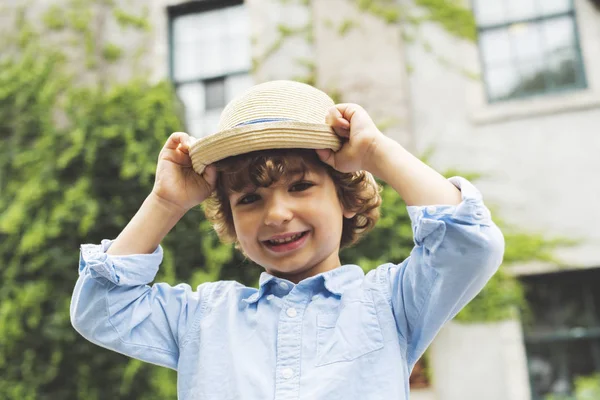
[405, 0, 600, 271]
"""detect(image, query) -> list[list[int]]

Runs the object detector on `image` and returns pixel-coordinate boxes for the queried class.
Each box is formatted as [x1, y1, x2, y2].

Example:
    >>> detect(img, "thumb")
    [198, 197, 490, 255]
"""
[315, 149, 335, 169]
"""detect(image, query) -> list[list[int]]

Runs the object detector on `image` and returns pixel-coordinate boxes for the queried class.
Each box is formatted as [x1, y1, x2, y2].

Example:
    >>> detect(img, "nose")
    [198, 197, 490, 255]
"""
[263, 195, 293, 227]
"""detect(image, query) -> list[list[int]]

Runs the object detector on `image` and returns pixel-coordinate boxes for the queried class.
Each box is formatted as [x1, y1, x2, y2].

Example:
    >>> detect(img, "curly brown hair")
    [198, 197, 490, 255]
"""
[202, 148, 382, 251]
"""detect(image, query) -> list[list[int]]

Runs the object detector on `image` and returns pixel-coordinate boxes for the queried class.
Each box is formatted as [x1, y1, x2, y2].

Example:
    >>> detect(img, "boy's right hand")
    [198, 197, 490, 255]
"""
[151, 132, 217, 212]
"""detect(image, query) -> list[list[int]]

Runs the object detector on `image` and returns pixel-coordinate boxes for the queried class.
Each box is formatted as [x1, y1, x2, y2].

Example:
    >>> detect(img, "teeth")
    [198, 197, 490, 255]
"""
[268, 233, 303, 245]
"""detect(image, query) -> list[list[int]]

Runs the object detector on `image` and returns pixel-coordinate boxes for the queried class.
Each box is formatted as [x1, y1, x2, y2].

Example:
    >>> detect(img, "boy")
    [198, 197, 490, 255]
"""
[71, 80, 504, 399]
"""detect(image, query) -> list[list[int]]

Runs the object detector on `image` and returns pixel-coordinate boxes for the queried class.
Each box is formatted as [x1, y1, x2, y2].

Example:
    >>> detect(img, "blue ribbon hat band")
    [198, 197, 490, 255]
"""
[234, 118, 294, 127]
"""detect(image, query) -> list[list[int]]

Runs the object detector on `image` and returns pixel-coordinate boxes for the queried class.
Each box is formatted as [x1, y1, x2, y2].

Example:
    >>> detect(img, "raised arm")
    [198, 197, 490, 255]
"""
[71, 132, 217, 369]
[108, 132, 216, 255]
[319, 104, 504, 369]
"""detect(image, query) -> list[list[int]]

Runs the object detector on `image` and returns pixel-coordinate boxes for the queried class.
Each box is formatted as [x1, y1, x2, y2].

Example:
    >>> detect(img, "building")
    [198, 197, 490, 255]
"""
[6, 0, 599, 398]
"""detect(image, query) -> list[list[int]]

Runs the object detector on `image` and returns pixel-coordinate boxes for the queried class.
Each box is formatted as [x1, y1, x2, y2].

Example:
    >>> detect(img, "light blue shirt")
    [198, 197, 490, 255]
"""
[70, 177, 504, 400]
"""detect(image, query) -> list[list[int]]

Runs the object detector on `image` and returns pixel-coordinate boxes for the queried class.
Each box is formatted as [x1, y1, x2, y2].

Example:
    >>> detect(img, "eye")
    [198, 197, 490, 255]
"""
[290, 181, 314, 192]
[238, 193, 260, 205]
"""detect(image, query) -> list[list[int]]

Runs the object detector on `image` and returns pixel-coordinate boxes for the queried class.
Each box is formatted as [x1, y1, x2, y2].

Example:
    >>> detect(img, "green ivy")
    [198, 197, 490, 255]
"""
[102, 43, 123, 62]
[355, 0, 402, 24]
[352, 0, 476, 43]
[113, 8, 151, 31]
[0, 2, 247, 399]
[415, 0, 477, 42]
[544, 374, 600, 400]
[42, 5, 67, 30]
[338, 18, 359, 36]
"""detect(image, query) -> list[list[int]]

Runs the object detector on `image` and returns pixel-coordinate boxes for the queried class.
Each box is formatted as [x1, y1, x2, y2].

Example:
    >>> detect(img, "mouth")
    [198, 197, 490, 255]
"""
[262, 231, 310, 253]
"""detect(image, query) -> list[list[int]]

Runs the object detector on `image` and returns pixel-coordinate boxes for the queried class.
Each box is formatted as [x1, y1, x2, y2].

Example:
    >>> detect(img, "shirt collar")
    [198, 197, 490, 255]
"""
[242, 265, 365, 304]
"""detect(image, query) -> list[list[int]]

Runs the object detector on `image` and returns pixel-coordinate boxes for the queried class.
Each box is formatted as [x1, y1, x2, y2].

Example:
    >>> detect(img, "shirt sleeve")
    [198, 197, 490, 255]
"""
[70, 240, 205, 370]
[383, 177, 505, 369]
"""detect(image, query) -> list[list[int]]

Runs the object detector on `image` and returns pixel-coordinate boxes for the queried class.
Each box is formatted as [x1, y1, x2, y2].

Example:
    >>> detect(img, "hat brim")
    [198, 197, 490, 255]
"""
[190, 121, 342, 175]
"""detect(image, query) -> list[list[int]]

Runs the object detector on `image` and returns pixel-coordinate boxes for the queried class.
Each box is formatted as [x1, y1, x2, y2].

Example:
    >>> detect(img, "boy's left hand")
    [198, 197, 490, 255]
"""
[316, 104, 385, 173]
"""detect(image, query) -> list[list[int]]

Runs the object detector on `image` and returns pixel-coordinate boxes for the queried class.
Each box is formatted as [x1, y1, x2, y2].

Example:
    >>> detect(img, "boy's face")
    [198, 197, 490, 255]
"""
[228, 164, 355, 283]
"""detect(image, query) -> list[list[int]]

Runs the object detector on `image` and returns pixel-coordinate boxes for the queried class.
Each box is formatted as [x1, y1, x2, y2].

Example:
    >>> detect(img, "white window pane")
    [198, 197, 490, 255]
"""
[173, 42, 201, 82]
[510, 22, 543, 61]
[172, 5, 250, 82]
[543, 16, 575, 58]
[517, 59, 549, 94]
[474, 0, 507, 26]
[227, 37, 252, 71]
[506, 0, 538, 21]
[540, 0, 572, 16]
[225, 6, 251, 72]
[197, 39, 227, 77]
[188, 119, 205, 139]
[173, 14, 200, 44]
[479, 28, 511, 66]
[225, 74, 253, 102]
[177, 83, 206, 137]
[196, 10, 226, 41]
[176, 82, 205, 116]
[226, 5, 248, 36]
[548, 49, 579, 88]
[202, 109, 222, 137]
[486, 66, 519, 100]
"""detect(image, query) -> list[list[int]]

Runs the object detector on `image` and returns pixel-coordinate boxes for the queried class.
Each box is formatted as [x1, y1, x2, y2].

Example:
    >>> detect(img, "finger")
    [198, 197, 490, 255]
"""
[326, 107, 351, 138]
[315, 149, 335, 169]
[164, 132, 190, 150]
[325, 107, 342, 125]
[332, 120, 350, 138]
[334, 103, 361, 124]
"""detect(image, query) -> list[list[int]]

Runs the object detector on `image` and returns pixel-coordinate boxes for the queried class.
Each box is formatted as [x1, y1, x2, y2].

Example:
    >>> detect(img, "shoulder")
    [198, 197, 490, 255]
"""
[362, 262, 404, 301]
[195, 279, 252, 302]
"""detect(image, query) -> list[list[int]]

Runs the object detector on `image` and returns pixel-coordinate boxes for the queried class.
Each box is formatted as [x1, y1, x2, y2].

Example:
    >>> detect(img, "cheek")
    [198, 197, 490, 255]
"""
[232, 212, 257, 242]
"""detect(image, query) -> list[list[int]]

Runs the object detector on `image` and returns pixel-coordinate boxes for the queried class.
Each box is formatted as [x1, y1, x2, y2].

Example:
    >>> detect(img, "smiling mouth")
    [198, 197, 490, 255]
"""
[264, 231, 308, 245]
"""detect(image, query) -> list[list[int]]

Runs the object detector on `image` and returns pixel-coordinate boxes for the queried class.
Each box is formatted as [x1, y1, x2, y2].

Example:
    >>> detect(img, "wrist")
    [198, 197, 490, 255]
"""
[146, 192, 188, 220]
[363, 134, 400, 178]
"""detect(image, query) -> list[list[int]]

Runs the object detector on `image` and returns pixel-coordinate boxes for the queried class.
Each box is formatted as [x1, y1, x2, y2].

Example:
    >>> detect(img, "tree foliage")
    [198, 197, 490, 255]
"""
[0, 4, 253, 399]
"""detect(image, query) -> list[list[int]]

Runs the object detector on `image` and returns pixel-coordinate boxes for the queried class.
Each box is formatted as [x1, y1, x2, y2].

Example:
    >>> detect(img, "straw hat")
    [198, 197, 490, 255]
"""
[189, 80, 342, 175]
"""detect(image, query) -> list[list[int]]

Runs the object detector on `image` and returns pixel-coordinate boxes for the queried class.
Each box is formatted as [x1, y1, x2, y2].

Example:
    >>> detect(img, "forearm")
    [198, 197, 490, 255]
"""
[366, 136, 461, 206]
[107, 193, 186, 255]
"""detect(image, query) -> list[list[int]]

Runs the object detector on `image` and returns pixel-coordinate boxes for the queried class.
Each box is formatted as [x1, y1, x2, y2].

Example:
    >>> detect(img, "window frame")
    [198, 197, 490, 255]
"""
[473, 0, 588, 103]
[167, 0, 245, 84]
[166, 0, 251, 137]
[519, 268, 600, 400]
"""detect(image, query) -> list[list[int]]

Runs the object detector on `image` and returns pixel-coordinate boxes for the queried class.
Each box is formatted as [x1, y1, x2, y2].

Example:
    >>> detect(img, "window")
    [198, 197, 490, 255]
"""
[168, 0, 253, 137]
[520, 268, 600, 400]
[473, 0, 586, 102]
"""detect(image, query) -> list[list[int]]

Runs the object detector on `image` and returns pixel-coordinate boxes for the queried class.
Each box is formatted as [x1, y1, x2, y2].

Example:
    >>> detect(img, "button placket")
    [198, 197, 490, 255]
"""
[274, 292, 307, 399]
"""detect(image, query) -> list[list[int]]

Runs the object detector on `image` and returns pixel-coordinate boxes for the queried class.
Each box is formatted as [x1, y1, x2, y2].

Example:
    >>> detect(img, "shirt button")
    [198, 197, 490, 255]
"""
[286, 307, 297, 318]
[312, 295, 319, 301]
[426, 206, 437, 215]
[266, 294, 275, 301]
[278, 282, 289, 290]
[282, 368, 294, 379]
